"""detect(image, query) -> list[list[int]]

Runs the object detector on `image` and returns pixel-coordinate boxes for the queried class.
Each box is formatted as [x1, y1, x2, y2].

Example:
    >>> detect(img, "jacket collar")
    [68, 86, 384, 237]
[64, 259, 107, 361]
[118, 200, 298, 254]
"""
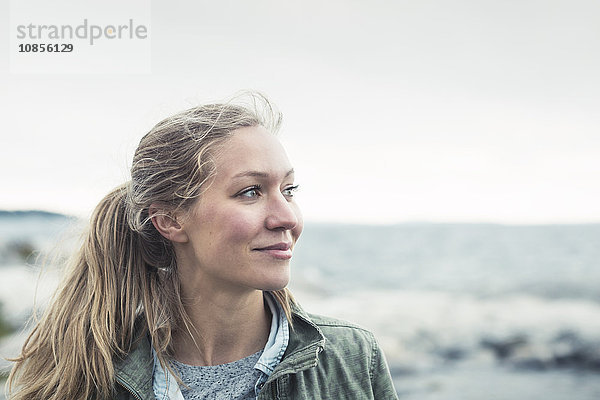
[114, 333, 154, 400]
[263, 301, 326, 382]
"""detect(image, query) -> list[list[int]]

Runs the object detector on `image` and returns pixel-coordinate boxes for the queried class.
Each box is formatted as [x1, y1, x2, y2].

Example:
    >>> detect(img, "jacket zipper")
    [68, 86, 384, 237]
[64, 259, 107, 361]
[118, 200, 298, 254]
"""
[116, 378, 143, 400]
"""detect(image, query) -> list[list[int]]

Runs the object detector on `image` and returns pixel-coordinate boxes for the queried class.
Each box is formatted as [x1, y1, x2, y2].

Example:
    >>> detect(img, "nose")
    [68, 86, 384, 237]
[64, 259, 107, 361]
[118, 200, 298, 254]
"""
[265, 192, 299, 231]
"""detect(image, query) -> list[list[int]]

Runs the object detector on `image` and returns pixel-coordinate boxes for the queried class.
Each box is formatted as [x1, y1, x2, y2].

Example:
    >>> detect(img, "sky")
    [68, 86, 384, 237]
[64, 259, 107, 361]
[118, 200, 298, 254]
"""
[1, 0, 599, 224]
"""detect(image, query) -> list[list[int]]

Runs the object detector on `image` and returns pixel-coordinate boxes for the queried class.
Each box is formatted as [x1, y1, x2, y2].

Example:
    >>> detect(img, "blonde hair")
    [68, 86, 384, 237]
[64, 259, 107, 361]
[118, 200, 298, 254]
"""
[7, 92, 295, 400]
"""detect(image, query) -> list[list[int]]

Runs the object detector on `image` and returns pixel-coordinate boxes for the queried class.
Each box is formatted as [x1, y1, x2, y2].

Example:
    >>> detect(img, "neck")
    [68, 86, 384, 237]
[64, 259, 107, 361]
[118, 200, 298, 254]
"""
[172, 285, 271, 366]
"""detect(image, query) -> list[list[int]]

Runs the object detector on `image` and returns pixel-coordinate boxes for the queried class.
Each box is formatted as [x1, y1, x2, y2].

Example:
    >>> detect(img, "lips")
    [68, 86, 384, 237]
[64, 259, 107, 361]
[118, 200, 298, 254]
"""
[255, 242, 291, 251]
[254, 242, 292, 259]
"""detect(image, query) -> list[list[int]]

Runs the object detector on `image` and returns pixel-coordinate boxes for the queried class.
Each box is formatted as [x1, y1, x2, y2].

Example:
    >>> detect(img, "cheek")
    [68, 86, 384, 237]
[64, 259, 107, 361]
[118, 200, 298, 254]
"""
[208, 207, 259, 245]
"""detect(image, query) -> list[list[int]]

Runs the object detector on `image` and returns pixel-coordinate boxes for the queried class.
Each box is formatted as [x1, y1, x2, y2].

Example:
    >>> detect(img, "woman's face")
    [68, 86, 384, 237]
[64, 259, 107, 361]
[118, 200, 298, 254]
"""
[177, 125, 303, 293]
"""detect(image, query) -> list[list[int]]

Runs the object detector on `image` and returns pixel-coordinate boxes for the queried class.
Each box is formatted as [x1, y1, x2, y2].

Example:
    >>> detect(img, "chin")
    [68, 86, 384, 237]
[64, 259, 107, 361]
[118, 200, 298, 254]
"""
[256, 264, 290, 291]
[259, 274, 290, 291]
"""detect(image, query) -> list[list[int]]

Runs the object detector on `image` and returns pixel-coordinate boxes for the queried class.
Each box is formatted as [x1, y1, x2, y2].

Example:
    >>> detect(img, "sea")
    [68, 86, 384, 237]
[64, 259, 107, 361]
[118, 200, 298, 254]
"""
[1, 212, 599, 399]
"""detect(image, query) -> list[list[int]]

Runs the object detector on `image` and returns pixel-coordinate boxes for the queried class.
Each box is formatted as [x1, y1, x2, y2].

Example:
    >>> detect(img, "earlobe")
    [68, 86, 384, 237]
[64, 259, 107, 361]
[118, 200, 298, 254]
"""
[149, 205, 188, 243]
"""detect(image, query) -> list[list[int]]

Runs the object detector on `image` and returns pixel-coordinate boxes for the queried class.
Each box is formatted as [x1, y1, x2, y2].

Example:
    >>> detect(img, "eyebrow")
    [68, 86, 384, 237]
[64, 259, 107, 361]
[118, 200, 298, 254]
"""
[232, 168, 295, 179]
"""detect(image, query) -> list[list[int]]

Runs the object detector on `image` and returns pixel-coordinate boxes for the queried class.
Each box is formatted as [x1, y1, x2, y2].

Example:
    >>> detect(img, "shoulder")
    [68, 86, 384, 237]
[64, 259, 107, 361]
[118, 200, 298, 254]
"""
[288, 302, 379, 358]
[305, 312, 381, 375]
[284, 309, 397, 397]
[302, 313, 399, 399]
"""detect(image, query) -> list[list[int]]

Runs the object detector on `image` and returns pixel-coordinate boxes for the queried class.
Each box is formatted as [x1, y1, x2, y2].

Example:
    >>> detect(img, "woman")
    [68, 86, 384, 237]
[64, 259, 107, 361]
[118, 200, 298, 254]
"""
[8, 93, 398, 399]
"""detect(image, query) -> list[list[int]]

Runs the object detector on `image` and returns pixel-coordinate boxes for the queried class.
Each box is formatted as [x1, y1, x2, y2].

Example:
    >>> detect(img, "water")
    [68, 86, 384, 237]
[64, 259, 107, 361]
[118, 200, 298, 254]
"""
[291, 223, 600, 300]
[1, 215, 600, 398]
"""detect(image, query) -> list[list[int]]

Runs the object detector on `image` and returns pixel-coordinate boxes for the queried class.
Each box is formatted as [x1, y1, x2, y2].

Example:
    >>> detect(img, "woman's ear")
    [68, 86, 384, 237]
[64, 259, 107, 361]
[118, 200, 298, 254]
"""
[149, 204, 188, 243]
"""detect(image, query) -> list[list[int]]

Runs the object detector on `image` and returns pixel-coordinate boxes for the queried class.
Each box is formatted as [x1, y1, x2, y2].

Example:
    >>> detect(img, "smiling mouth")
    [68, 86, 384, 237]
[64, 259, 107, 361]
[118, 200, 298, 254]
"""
[253, 242, 292, 259]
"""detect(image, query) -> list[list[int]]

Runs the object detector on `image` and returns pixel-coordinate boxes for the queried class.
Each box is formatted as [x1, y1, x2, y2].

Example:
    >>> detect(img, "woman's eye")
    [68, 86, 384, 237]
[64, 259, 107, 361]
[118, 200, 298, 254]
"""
[238, 185, 262, 199]
[282, 184, 300, 197]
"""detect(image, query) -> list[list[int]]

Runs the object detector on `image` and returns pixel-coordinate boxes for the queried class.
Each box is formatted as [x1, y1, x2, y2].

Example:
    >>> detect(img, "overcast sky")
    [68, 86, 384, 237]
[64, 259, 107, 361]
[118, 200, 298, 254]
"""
[1, 0, 599, 224]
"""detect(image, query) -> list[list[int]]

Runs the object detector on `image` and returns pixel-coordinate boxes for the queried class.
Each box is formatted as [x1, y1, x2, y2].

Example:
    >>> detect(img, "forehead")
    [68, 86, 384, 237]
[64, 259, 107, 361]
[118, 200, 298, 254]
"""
[213, 126, 293, 178]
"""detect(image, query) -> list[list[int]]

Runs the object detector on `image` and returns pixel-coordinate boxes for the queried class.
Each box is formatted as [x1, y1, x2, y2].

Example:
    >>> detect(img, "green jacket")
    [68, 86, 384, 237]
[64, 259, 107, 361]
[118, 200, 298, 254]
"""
[114, 302, 399, 399]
